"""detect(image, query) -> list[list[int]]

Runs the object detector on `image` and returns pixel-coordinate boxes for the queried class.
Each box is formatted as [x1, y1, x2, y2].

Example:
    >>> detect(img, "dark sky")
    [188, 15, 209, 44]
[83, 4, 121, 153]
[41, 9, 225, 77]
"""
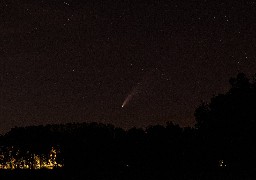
[1, 0, 256, 133]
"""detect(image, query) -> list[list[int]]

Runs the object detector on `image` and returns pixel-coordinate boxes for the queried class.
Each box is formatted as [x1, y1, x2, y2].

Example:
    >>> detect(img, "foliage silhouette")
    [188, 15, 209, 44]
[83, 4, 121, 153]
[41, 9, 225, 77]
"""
[0, 73, 256, 179]
[195, 73, 256, 170]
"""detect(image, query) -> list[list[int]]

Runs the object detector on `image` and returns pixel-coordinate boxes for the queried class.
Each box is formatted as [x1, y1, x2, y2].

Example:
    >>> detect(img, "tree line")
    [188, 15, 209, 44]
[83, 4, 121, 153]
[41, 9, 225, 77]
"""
[0, 73, 256, 179]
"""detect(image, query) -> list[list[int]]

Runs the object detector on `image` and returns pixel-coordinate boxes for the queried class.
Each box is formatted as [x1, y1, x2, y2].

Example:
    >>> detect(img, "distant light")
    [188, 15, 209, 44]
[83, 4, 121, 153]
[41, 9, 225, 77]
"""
[218, 159, 227, 168]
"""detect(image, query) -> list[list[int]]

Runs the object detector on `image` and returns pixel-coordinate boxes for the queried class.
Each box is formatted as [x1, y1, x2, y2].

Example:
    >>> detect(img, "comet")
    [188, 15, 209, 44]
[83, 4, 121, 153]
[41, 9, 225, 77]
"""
[121, 69, 157, 108]
[121, 82, 142, 108]
[122, 93, 134, 108]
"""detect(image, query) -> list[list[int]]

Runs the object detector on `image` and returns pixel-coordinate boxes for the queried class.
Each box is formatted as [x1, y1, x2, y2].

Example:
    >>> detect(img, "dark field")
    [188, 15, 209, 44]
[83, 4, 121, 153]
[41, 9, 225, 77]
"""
[0, 169, 256, 180]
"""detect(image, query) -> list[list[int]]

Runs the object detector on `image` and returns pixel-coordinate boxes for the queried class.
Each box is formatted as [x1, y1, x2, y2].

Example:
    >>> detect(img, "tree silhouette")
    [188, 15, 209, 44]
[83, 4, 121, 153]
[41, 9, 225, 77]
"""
[195, 73, 256, 170]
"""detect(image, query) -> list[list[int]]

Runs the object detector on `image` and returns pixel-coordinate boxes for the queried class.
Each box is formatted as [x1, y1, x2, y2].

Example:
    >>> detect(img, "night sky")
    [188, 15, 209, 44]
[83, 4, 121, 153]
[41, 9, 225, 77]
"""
[1, 0, 256, 133]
